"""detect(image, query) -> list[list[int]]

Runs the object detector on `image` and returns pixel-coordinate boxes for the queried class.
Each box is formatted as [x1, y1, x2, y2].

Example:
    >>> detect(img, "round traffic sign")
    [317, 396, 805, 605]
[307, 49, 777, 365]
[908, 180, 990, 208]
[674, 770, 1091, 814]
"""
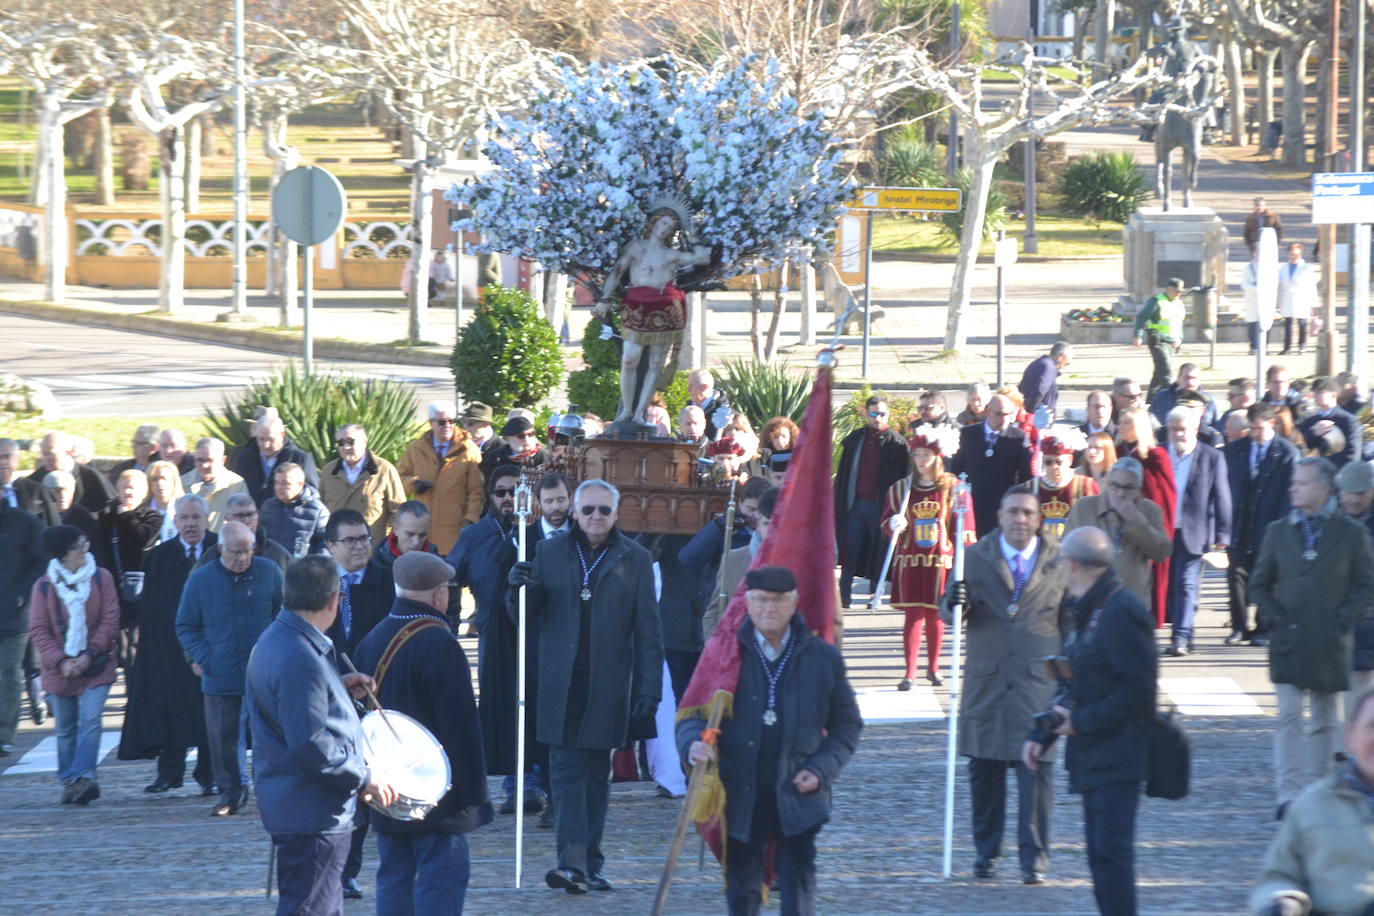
[272, 166, 347, 247]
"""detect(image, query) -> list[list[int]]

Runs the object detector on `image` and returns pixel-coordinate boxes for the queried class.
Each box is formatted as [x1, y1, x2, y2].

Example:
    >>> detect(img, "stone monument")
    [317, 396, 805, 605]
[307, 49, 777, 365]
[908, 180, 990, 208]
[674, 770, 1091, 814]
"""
[1119, 207, 1229, 316]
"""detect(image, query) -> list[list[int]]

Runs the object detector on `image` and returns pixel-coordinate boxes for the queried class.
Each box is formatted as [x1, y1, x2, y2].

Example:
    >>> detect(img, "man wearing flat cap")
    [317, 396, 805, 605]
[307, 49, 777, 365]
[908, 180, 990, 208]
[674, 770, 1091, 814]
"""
[680, 565, 862, 915]
[1132, 278, 1187, 401]
[355, 550, 492, 912]
[480, 416, 550, 483]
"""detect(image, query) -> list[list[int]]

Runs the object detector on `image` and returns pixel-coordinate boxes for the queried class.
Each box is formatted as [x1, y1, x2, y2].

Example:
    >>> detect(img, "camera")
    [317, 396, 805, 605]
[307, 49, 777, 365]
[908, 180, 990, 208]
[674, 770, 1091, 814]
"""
[1029, 655, 1075, 743]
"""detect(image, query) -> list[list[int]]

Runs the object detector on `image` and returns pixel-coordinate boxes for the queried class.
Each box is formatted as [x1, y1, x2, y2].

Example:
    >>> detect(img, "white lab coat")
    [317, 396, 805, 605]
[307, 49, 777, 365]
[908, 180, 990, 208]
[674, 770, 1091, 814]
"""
[1240, 260, 1269, 324]
[1277, 258, 1317, 319]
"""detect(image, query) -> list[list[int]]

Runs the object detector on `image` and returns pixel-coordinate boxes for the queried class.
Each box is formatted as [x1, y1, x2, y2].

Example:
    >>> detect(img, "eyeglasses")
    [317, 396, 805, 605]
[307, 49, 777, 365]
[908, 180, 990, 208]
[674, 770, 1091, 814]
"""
[336, 438, 355, 447]
[432, 418, 456, 426]
[332, 535, 371, 548]
[579, 505, 614, 517]
[492, 487, 515, 497]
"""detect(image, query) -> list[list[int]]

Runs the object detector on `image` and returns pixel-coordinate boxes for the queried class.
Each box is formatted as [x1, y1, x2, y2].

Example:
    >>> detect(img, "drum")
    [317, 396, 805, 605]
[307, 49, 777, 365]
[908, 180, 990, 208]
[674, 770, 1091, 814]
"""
[359, 709, 450, 821]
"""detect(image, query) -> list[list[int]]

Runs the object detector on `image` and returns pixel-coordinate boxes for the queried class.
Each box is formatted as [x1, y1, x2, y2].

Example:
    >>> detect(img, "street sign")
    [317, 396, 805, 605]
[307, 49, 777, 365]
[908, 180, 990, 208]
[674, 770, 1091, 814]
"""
[1312, 172, 1374, 225]
[845, 186, 962, 213]
[994, 236, 1018, 268]
[272, 166, 347, 246]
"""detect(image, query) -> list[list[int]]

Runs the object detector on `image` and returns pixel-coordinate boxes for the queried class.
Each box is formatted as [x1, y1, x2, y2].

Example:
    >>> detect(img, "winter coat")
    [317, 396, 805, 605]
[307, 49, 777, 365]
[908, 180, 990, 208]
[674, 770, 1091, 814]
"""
[1250, 767, 1374, 916]
[318, 453, 406, 542]
[9, 476, 58, 527]
[323, 559, 396, 656]
[245, 609, 368, 835]
[940, 531, 1070, 761]
[0, 504, 45, 638]
[520, 527, 663, 750]
[679, 515, 752, 613]
[676, 614, 862, 841]
[29, 462, 114, 520]
[28, 566, 121, 697]
[118, 534, 217, 760]
[447, 512, 518, 639]
[1352, 511, 1374, 672]
[197, 528, 292, 574]
[1063, 494, 1171, 608]
[1224, 435, 1298, 561]
[396, 433, 485, 555]
[229, 438, 319, 507]
[1251, 508, 1374, 692]
[356, 597, 494, 836]
[179, 468, 249, 532]
[950, 425, 1035, 538]
[260, 484, 330, 557]
[175, 557, 283, 696]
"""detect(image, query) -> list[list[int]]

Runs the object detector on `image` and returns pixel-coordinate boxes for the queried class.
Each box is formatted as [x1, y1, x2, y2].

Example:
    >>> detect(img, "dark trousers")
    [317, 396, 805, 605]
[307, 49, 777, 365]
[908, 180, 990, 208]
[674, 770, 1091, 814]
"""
[968, 756, 1053, 873]
[1082, 780, 1141, 916]
[343, 804, 368, 883]
[273, 831, 351, 916]
[1167, 534, 1204, 644]
[725, 790, 818, 916]
[155, 746, 213, 788]
[1247, 321, 1263, 352]
[203, 694, 244, 805]
[375, 831, 469, 915]
[1144, 332, 1173, 401]
[665, 647, 701, 706]
[1282, 316, 1307, 352]
[1227, 558, 1260, 636]
[548, 744, 611, 875]
[839, 499, 882, 607]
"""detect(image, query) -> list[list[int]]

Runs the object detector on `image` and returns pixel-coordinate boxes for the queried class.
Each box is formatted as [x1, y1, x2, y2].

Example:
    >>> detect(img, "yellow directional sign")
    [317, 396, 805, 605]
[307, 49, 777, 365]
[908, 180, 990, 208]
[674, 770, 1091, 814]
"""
[845, 186, 963, 213]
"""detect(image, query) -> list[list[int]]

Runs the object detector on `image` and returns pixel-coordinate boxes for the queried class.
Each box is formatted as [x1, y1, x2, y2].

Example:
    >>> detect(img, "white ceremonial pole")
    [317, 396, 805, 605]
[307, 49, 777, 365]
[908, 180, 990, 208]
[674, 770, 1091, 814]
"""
[941, 475, 969, 879]
[869, 475, 913, 612]
[513, 481, 533, 889]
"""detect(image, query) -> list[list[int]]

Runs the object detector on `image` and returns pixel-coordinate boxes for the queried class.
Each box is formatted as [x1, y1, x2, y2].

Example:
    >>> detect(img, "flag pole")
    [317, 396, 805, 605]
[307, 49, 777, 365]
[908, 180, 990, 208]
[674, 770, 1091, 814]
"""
[869, 474, 913, 611]
[942, 474, 969, 878]
[513, 481, 533, 889]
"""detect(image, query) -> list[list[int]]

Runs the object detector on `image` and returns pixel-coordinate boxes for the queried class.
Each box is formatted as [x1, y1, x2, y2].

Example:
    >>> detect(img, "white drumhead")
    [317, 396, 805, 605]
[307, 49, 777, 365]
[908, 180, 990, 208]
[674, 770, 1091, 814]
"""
[360, 709, 450, 803]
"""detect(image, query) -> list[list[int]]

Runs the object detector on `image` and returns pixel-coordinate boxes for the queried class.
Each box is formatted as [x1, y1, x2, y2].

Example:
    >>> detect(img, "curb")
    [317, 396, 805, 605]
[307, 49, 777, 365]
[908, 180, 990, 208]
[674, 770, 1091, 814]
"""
[0, 298, 452, 368]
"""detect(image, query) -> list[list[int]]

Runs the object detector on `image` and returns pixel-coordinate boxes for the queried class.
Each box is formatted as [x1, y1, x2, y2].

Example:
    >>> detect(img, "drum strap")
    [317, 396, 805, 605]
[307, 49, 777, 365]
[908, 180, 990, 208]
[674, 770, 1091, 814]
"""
[373, 617, 446, 694]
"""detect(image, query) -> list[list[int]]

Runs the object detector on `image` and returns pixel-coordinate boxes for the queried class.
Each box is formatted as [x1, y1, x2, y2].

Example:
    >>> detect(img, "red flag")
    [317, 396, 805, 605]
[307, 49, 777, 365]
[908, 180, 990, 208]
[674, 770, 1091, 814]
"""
[676, 361, 837, 862]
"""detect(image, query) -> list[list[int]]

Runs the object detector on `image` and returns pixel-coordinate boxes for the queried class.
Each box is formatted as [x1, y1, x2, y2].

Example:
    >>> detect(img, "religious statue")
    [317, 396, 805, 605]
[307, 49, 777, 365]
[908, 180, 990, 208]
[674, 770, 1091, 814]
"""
[594, 197, 713, 430]
[1139, 17, 1217, 210]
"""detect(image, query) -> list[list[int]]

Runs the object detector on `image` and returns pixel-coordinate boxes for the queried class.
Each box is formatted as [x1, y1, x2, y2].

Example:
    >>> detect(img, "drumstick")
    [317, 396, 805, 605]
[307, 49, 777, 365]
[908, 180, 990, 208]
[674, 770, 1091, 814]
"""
[339, 651, 404, 746]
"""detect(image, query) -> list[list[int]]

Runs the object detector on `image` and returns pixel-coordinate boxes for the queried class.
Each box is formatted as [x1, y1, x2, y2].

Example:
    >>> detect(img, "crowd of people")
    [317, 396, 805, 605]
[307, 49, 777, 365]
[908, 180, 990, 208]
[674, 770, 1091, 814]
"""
[3, 349, 1374, 915]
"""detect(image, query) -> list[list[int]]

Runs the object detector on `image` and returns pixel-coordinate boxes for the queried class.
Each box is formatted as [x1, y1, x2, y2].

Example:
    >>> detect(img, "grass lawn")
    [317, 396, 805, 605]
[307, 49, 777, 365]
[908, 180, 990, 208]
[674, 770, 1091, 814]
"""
[0, 416, 216, 468]
[871, 212, 1123, 258]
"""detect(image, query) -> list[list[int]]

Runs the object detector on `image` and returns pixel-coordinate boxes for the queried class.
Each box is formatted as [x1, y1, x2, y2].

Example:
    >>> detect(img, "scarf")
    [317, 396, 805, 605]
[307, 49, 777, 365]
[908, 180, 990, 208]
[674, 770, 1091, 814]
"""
[47, 553, 98, 657]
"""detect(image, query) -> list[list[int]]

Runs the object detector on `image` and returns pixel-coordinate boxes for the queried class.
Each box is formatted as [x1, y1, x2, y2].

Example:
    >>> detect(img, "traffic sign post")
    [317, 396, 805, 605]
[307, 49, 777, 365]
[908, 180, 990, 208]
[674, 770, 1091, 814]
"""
[1256, 227, 1279, 395]
[271, 166, 347, 375]
[993, 233, 1018, 387]
[845, 187, 964, 377]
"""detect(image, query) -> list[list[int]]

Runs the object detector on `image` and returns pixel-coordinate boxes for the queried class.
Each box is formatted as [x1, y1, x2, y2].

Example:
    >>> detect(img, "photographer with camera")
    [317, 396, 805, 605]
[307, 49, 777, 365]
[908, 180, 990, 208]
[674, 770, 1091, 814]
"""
[941, 485, 1069, 885]
[1023, 527, 1157, 916]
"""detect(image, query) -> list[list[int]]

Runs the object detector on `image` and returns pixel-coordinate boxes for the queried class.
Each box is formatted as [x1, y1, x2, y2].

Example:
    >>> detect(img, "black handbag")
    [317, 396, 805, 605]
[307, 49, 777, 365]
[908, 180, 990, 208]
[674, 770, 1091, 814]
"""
[83, 651, 110, 679]
[1145, 704, 1190, 800]
[110, 534, 145, 604]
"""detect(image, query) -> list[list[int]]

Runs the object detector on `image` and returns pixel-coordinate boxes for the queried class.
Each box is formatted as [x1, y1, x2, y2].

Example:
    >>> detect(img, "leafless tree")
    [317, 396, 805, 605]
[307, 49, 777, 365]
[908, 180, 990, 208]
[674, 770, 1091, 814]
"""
[1224, 0, 1324, 166]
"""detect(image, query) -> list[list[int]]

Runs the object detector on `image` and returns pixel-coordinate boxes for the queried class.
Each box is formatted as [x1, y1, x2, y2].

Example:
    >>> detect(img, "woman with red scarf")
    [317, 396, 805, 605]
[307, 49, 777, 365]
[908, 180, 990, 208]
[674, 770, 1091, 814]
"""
[1116, 407, 1177, 628]
[881, 425, 973, 690]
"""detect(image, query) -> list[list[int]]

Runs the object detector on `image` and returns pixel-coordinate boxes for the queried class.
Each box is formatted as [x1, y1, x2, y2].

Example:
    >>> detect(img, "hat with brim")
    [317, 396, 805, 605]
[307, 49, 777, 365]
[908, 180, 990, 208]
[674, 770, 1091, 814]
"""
[462, 401, 494, 425]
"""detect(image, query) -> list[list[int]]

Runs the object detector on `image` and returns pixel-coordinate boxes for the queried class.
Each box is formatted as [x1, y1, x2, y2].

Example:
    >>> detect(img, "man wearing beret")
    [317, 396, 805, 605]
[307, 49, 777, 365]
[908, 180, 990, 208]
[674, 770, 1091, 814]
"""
[355, 550, 493, 912]
[679, 565, 863, 916]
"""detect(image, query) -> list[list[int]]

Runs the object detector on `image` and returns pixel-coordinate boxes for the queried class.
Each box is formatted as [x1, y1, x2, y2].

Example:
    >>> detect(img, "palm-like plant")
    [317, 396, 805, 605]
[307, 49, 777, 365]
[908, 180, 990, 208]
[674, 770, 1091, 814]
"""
[718, 359, 813, 428]
[1060, 152, 1149, 224]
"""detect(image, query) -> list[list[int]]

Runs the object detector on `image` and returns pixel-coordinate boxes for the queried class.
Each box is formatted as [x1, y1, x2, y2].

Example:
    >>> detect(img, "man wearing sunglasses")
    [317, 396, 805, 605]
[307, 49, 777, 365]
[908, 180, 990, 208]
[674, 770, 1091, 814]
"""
[834, 395, 919, 608]
[319, 425, 406, 543]
[397, 401, 485, 555]
[508, 479, 662, 895]
[480, 416, 550, 483]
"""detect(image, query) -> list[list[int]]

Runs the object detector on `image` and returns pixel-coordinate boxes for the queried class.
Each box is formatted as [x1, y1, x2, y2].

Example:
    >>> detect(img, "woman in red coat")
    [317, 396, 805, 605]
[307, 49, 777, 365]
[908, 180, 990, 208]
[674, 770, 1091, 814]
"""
[1116, 408, 1177, 628]
[29, 525, 120, 805]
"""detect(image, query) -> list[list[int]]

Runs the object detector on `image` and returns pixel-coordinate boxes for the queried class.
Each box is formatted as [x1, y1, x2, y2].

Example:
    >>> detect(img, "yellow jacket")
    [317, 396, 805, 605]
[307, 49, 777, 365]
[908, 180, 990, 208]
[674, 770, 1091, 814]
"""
[318, 453, 407, 542]
[396, 433, 484, 554]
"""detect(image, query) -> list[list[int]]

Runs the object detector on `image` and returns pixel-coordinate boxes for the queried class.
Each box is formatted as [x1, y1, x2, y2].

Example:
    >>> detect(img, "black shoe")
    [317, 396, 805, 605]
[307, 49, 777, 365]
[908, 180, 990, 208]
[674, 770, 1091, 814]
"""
[1224, 630, 1244, 646]
[212, 791, 242, 816]
[1023, 870, 1047, 885]
[1276, 802, 1288, 821]
[342, 877, 363, 899]
[1165, 643, 1189, 657]
[586, 871, 612, 892]
[1252, 635, 1270, 647]
[545, 867, 588, 894]
[71, 777, 100, 805]
[897, 678, 912, 692]
[61, 783, 76, 804]
[537, 804, 555, 829]
[523, 793, 545, 814]
[926, 672, 943, 687]
[144, 777, 180, 794]
[198, 781, 218, 797]
[973, 858, 995, 879]
[499, 796, 516, 815]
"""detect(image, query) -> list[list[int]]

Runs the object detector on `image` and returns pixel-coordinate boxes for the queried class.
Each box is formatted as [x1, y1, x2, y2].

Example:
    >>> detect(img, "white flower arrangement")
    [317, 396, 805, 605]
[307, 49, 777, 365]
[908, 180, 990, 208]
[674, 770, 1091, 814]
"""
[446, 56, 854, 290]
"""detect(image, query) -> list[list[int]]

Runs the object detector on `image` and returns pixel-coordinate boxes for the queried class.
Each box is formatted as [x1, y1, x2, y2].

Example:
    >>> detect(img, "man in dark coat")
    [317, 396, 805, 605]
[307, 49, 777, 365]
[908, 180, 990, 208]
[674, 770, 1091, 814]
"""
[1148, 362, 1220, 433]
[679, 476, 767, 612]
[941, 485, 1069, 884]
[118, 494, 217, 792]
[524, 472, 573, 826]
[29, 431, 114, 519]
[230, 414, 319, 506]
[1223, 404, 1298, 645]
[1297, 377, 1362, 468]
[950, 393, 1034, 538]
[833, 395, 910, 607]
[1018, 340, 1072, 418]
[0, 474, 44, 757]
[1077, 390, 1117, 442]
[1251, 457, 1374, 817]
[507, 478, 663, 894]
[479, 416, 550, 483]
[372, 500, 441, 572]
[678, 565, 862, 915]
[356, 551, 493, 913]
[1162, 404, 1231, 656]
[1, 437, 57, 527]
[1337, 462, 1374, 712]
[1024, 527, 1157, 916]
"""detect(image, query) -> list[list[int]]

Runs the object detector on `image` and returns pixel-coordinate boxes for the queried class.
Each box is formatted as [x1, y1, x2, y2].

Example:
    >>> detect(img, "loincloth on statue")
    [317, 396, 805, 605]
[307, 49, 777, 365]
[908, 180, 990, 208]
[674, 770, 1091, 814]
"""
[620, 284, 687, 345]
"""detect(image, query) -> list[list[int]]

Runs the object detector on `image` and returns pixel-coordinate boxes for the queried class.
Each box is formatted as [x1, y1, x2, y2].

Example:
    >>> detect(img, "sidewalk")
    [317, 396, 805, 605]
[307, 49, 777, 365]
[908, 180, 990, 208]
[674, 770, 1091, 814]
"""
[2, 125, 1343, 395]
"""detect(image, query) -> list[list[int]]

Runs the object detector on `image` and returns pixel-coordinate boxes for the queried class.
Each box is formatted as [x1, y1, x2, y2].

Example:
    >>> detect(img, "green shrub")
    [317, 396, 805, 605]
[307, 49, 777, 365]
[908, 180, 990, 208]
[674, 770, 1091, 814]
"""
[877, 124, 944, 189]
[832, 385, 918, 466]
[566, 367, 623, 419]
[1059, 152, 1149, 223]
[203, 364, 424, 467]
[718, 359, 813, 429]
[450, 285, 564, 411]
[938, 167, 1009, 247]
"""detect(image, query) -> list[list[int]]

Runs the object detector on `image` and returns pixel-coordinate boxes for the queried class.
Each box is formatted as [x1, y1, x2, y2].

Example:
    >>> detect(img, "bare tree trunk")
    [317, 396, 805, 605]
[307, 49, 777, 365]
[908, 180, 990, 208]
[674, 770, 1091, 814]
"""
[200, 112, 216, 156]
[1223, 24, 1245, 146]
[408, 155, 433, 343]
[159, 127, 188, 313]
[185, 116, 202, 214]
[93, 107, 115, 206]
[1256, 45, 1277, 128]
[1280, 41, 1314, 167]
[798, 259, 816, 346]
[943, 137, 998, 352]
[1314, 57, 1328, 170]
[38, 100, 67, 302]
[749, 273, 764, 362]
[762, 261, 789, 363]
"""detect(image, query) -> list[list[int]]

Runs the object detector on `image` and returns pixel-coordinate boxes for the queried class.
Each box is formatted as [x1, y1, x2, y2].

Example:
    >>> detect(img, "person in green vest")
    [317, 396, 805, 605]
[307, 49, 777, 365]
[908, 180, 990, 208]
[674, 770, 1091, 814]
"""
[1132, 278, 1187, 401]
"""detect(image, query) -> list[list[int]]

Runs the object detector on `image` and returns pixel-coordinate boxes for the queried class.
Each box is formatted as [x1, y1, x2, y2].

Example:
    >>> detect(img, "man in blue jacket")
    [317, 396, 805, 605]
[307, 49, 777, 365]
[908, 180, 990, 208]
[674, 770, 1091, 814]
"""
[246, 555, 395, 916]
[1018, 340, 1073, 419]
[176, 520, 283, 816]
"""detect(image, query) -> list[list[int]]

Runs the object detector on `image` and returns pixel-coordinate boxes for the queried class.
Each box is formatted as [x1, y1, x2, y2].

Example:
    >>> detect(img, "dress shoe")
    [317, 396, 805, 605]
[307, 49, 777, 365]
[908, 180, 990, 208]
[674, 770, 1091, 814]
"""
[897, 678, 912, 692]
[212, 792, 242, 816]
[342, 877, 363, 899]
[545, 867, 588, 894]
[1165, 643, 1190, 657]
[1023, 870, 1047, 885]
[586, 871, 613, 892]
[973, 858, 995, 879]
[499, 795, 516, 814]
[926, 672, 944, 687]
[537, 804, 555, 829]
[71, 777, 100, 805]
[198, 781, 219, 797]
[0, 743, 13, 757]
[144, 777, 179, 794]
[61, 783, 76, 804]
[524, 793, 545, 814]
[1251, 635, 1270, 647]
[1224, 630, 1244, 646]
